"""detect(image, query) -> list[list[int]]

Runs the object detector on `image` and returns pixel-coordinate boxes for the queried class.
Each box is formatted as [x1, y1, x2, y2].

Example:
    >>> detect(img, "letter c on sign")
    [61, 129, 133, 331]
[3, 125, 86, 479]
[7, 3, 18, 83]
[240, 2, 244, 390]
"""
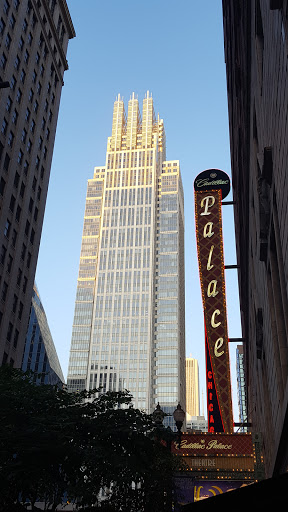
[211, 309, 221, 328]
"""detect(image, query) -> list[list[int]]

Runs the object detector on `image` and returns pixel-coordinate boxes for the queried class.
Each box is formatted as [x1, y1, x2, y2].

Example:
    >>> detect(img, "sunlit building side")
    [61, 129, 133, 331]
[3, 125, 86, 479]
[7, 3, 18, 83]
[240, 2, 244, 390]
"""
[186, 415, 208, 433]
[67, 92, 185, 423]
[186, 356, 200, 417]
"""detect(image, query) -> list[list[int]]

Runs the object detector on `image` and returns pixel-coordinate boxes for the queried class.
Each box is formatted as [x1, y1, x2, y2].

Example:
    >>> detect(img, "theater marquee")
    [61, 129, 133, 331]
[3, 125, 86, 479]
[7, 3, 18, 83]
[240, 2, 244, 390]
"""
[194, 169, 233, 433]
[172, 432, 264, 508]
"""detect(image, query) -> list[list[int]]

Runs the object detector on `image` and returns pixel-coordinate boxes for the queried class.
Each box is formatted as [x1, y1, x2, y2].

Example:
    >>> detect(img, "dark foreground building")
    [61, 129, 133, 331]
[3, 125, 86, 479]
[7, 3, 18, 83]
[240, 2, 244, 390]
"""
[0, 0, 75, 367]
[222, 0, 288, 476]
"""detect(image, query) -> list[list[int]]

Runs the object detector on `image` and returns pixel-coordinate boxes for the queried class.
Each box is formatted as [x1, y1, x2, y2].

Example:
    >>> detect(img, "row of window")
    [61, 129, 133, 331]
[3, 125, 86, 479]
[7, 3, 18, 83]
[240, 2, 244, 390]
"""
[0, 276, 24, 328]
[96, 271, 150, 295]
[0, 1, 60, 337]
[98, 247, 151, 271]
[107, 149, 154, 170]
[100, 226, 152, 249]
[91, 342, 148, 354]
[101, 205, 152, 228]
[103, 187, 153, 210]
[93, 316, 149, 329]
[105, 167, 154, 187]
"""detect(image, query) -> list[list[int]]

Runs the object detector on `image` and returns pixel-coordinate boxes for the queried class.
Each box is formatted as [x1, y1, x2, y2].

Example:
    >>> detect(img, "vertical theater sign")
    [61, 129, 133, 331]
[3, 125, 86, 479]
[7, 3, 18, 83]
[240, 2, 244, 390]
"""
[172, 176, 265, 505]
[194, 169, 233, 433]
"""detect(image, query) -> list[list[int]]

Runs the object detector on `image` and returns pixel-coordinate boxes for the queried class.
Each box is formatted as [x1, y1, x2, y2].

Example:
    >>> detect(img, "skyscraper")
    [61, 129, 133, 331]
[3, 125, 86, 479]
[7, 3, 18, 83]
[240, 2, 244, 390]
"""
[186, 356, 200, 417]
[67, 92, 185, 420]
[22, 283, 64, 387]
[0, 0, 75, 367]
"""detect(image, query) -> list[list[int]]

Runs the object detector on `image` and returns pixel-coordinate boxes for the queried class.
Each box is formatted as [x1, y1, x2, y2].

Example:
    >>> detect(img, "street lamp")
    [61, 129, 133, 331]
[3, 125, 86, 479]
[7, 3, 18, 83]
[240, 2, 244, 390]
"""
[173, 403, 185, 448]
[152, 402, 165, 426]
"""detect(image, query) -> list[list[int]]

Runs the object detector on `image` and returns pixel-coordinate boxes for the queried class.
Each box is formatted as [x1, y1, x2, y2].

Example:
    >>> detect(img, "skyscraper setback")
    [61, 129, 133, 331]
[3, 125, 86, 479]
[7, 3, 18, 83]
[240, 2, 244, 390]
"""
[68, 92, 185, 419]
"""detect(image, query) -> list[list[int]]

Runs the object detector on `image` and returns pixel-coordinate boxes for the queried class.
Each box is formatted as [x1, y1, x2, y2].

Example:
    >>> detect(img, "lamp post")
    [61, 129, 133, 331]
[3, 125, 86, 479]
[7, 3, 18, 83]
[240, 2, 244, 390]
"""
[173, 403, 185, 449]
[152, 402, 165, 427]
[152, 403, 174, 512]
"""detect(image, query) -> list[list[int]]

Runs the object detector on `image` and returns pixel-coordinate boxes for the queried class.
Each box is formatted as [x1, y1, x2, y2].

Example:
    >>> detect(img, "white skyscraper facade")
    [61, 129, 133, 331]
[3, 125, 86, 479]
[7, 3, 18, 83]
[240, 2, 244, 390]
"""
[186, 357, 200, 417]
[67, 93, 185, 421]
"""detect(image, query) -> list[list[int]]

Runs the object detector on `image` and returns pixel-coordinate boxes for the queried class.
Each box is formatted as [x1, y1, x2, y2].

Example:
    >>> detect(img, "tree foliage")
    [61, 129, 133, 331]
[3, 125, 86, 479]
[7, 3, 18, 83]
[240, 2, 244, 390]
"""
[0, 366, 181, 511]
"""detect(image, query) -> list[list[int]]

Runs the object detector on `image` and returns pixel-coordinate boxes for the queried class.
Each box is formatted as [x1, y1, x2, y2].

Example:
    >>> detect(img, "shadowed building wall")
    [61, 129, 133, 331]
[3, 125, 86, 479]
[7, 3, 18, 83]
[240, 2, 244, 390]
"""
[223, 0, 288, 476]
[0, 0, 75, 367]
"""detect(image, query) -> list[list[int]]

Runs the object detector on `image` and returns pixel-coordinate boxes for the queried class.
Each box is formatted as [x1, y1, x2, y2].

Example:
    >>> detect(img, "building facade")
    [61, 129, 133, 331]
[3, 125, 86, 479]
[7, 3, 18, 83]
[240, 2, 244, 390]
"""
[236, 344, 247, 432]
[22, 283, 64, 386]
[185, 356, 199, 417]
[186, 415, 207, 433]
[223, 0, 288, 476]
[0, 0, 75, 367]
[67, 93, 186, 421]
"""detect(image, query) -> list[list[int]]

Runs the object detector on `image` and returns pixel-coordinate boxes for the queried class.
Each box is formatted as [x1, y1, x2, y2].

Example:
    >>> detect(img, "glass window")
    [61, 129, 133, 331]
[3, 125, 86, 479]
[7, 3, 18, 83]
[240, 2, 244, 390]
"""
[4, 219, 11, 237]
[18, 36, 24, 50]
[16, 88, 22, 103]
[22, 18, 28, 33]
[2, 281, 8, 301]
[25, 107, 30, 121]
[0, 18, 6, 35]
[1, 118, 7, 134]
[5, 96, 12, 112]
[0, 52, 7, 69]
[7, 131, 14, 147]
[10, 74, 16, 90]
[5, 33, 11, 48]
[17, 150, 23, 164]
[9, 13, 15, 28]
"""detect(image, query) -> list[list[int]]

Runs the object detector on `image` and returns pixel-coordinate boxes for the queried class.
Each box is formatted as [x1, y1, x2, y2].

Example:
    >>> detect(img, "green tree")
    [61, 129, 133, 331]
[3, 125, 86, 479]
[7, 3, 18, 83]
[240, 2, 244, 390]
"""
[0, 366, 181, 511]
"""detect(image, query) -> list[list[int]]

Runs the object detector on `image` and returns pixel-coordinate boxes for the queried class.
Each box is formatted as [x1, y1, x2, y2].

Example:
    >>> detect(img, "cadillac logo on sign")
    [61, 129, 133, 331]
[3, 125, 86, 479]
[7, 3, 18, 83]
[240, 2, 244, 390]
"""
[194, 169, 233, 433]
[194, 169, 230, 199]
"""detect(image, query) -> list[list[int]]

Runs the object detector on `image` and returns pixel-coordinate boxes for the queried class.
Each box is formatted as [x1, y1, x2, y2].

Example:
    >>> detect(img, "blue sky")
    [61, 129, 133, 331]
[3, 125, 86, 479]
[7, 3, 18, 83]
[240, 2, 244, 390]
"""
[35, 0, 241, 419]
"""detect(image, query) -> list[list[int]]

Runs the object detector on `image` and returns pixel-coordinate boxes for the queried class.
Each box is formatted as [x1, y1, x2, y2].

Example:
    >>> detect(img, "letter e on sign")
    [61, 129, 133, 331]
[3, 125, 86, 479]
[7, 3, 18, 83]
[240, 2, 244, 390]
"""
[214, 337, 224, 357]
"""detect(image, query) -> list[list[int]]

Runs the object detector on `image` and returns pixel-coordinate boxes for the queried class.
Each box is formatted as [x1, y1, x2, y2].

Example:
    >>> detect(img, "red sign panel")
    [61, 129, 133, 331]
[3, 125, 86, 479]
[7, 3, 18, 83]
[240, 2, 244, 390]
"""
[171, 433, 253, 455]
[194, 182, 233, 433]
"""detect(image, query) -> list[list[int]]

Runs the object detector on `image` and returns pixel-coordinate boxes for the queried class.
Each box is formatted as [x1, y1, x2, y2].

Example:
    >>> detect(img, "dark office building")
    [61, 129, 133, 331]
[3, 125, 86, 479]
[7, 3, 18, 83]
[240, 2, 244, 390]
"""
[222, 0, 288, 476]
[0, 0, 75, 367]
[22, 283, 64, 386]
